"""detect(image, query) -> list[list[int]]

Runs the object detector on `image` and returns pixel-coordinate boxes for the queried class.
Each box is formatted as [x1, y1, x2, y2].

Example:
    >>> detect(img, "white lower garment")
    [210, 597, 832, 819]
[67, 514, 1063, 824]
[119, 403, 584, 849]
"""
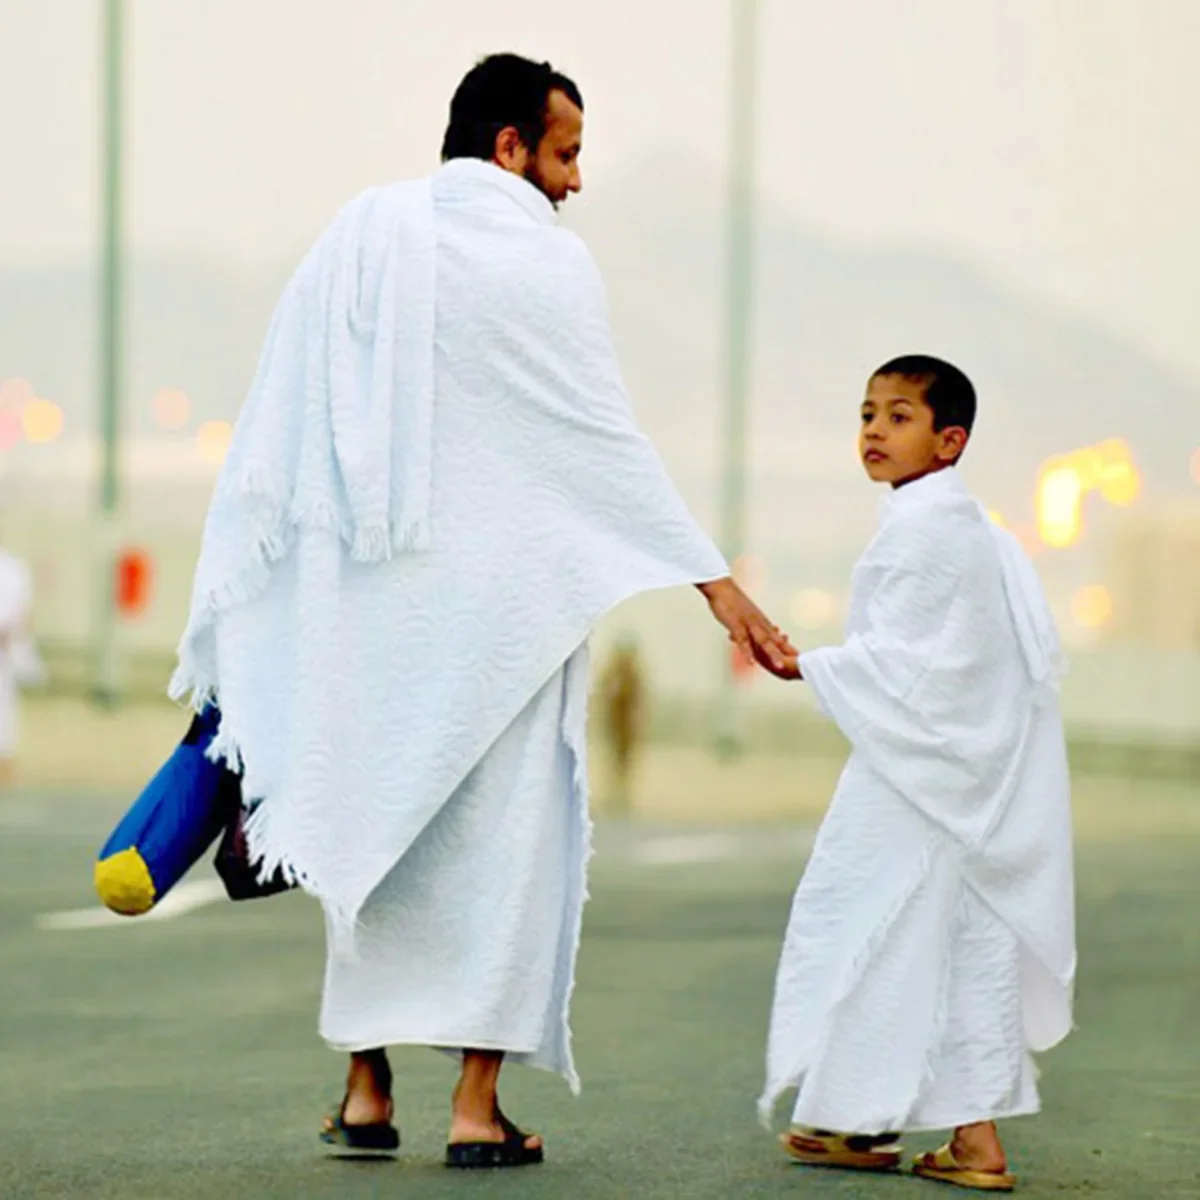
[319, 650, 591, 1090]
[790, 885, 1040, 1133]
[765, 756, 1043, 1135]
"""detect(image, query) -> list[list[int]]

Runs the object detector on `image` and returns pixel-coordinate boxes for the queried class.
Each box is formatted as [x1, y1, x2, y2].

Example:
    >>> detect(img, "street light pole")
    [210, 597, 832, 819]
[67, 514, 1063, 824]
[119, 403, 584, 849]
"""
[715, 0, 759, 756]
[92, 0, 124, 706]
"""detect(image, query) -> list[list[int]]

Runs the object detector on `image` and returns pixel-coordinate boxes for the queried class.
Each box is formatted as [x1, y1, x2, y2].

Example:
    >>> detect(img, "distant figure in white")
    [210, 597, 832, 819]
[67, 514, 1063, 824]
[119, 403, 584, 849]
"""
[0, 547, 42, 787]
[763, 356, 1075, 1193]
[172, 53, 794, 1169]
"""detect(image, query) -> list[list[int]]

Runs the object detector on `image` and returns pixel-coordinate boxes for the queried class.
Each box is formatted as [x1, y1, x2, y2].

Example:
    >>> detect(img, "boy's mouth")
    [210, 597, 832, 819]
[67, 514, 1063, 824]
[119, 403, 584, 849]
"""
[863, 449, 888, 463]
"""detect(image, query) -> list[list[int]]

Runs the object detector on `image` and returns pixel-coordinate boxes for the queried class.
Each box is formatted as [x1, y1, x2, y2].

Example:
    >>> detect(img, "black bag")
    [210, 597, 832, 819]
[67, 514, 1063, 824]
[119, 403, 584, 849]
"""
[212, 791, 296, 902]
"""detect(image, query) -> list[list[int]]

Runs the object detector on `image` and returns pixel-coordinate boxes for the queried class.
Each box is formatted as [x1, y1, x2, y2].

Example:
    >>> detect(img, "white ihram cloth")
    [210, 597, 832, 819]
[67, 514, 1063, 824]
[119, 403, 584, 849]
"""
[0, 550, 39, 758]
[171, 159, 726, 1086]
[760, 468, 1075, 1133]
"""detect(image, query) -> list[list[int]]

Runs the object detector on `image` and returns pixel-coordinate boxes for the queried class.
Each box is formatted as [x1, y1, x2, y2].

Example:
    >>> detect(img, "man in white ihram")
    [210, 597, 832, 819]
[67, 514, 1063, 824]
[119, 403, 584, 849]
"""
[173, 53, 794, 1169]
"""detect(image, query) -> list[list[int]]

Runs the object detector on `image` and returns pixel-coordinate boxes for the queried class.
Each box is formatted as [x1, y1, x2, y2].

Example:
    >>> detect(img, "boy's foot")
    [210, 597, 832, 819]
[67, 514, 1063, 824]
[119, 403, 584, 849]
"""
[913, 1123, 1013, 1191]
[913, 1145, 1015, 1191]
[780, 1127, 903, 1172]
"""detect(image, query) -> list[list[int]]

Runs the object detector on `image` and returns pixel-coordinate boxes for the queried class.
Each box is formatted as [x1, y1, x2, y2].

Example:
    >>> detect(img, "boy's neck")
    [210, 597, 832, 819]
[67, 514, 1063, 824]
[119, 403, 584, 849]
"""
[891, 462, 957, 491]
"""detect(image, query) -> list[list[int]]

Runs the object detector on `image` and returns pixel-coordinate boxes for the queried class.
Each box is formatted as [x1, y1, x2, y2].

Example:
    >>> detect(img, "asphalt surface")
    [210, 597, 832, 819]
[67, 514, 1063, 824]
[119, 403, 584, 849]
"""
[1, 774, 1198, 1199]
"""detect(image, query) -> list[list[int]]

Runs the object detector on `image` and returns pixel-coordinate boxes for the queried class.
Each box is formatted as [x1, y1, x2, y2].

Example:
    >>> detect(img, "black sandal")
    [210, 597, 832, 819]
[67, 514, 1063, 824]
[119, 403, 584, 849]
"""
[320, 1106, 401, 1157]
[445, 1112, 544, 1169]
[320, 1052, 400, 1158]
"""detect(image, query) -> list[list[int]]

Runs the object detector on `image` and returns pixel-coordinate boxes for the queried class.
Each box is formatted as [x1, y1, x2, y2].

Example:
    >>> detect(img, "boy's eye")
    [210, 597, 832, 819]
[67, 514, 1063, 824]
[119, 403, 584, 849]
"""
[890, 412, 910, 425]
[860, 411, 873, 424]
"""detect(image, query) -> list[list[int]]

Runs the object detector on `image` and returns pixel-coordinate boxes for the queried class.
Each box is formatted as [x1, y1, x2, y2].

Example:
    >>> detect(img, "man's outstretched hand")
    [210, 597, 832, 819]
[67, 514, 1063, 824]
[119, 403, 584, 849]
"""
[697, 577, 799, 679]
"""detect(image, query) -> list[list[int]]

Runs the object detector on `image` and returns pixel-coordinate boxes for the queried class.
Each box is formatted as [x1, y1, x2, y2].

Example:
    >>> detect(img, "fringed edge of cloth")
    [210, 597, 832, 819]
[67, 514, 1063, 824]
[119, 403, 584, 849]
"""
[555, 648, 594, 1096]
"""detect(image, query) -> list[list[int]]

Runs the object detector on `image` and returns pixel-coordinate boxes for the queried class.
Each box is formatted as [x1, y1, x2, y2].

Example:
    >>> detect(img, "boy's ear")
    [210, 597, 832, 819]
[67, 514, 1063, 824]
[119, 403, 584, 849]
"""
[937, 425, 968, 462]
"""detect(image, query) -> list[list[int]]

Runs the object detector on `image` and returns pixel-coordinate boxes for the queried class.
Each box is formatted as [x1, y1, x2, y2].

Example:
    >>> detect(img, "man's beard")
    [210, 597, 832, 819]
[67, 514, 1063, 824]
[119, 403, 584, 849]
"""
[523, 161, 562, 210]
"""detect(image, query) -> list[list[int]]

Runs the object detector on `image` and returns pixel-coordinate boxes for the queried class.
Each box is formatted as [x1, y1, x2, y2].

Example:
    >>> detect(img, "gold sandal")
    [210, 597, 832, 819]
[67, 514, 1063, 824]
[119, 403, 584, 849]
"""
[779, 1127, 903, 1171]
[913, 1144, 1016, 1191]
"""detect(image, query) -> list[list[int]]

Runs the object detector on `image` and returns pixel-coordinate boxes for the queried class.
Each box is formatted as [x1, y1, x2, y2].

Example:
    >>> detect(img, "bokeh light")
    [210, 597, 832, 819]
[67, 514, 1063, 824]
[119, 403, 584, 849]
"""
[196, 420, 233, 465]
[0, 410, 21, 451]
[732, 552, 767, 595]
[1036, 439, 1143, 549]
[790, 588, 836, 630]
[1071, 584, 1114, 631]
[151, 388, 191, 431]
[0, 378, 35, 410]
[22, 398, 64, 444]
[987, 510, 1005, 528]
[1036, 462, 1084, 548]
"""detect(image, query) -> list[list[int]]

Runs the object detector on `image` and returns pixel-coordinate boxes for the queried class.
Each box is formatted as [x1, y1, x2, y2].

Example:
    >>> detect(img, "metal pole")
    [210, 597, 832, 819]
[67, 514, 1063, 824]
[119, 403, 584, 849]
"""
[92, 0, 124, 706]
[714, 0, 758, 757]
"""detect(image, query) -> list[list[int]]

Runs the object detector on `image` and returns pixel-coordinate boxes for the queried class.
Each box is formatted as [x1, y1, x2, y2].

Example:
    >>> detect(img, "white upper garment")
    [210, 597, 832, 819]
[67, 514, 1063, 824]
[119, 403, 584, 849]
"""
[171, 160, 727, 934]
[799, 468, 1076, 1050]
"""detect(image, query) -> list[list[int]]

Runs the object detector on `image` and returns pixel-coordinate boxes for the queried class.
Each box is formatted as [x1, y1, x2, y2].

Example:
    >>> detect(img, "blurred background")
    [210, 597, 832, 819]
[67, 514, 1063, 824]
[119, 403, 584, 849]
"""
[1, 0, 1198, 792]
[3, 7, 1199, 1197]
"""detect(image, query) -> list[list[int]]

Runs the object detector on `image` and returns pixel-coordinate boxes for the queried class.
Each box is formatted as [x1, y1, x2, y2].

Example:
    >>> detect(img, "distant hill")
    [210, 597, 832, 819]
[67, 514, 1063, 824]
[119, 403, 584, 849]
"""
[2, 150, 1195, 583]
[566, 152, 1199, 561]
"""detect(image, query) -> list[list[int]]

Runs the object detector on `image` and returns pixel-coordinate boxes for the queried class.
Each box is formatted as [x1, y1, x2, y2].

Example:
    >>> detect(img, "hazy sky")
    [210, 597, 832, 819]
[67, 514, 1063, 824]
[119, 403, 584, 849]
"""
[4, 0, 1200, 384]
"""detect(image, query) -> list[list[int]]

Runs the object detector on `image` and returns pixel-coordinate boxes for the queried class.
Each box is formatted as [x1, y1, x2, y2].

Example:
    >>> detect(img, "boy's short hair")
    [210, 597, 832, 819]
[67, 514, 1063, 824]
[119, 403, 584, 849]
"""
[873, 354, 977, 436]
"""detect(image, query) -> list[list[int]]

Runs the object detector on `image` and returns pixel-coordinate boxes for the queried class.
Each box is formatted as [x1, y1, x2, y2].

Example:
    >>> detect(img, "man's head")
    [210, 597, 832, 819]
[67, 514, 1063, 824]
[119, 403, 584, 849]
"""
[859, 355, 976, 487]
[441, 53, 584, 207]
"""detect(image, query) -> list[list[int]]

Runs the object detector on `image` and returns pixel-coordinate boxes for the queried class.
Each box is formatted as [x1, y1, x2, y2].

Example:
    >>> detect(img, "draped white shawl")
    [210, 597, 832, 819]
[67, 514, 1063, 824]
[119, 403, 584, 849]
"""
[171, 160, 727, 934]
[798, 469, 1076, 1052]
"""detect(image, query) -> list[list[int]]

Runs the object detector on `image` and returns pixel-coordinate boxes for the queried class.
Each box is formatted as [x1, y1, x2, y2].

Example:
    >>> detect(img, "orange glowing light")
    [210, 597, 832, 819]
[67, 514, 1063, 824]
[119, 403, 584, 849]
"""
[790, 588, 836, 629]
[0, 378, 34, 410]
[152, 387, 191, 431]
[196, 420, 233, 465]
[1035, 461, 1084, 549]
[22, 398, 64, 443]
[732, 553, 768, 595]
[1071, 584, 1113, 631]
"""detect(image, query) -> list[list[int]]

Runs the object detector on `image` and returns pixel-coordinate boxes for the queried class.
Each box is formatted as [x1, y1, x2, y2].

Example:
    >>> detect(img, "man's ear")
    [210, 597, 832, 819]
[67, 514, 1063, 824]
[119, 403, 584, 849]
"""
[938, 425, 968, 462]
[492, 126, 529, 172]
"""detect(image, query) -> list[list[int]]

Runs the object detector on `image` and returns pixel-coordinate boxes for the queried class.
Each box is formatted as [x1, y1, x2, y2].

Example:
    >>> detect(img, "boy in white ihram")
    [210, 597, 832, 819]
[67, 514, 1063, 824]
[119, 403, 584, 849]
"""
[761, 356, 1076, 1192]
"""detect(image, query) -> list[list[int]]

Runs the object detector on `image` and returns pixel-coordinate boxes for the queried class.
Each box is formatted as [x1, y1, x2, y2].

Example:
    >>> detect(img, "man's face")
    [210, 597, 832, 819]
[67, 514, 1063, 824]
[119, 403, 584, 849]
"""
[494, 88, 583, 207]
[527, 89, 583, 206]
[859, 374, 966, 487]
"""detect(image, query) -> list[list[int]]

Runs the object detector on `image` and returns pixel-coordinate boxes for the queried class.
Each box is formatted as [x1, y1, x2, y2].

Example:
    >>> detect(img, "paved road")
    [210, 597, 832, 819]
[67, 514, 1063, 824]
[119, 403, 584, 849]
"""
[1, 774, 1198, 1198]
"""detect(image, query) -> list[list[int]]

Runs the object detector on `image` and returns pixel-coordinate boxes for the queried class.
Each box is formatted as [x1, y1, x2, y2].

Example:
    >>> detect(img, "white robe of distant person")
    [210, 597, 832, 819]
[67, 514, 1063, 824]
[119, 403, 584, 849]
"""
[172, 159, 728, 1088]
[760, 469, 1076, 1134]
[0, 549, 41, 764]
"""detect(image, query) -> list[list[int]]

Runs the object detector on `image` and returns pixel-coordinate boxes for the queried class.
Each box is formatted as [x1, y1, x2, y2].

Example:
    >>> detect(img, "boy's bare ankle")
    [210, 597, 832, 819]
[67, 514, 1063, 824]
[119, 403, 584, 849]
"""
[951, 1121, 1007, 1173]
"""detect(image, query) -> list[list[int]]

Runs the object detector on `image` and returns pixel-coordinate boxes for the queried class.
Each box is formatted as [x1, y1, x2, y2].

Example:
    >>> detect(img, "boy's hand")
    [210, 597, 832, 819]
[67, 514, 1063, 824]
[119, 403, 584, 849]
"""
[697, 577, 797, 677]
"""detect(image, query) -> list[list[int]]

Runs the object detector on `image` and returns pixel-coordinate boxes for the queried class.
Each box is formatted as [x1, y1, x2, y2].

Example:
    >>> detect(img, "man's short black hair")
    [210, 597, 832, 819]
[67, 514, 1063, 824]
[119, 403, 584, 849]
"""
[441, 53, 583, 162]
[872, 354, 977, 435]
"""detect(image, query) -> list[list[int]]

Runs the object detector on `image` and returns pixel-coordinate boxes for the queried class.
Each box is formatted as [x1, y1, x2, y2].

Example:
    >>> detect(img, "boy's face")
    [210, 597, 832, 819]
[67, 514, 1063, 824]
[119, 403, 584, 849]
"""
[859, 374, 968, 487]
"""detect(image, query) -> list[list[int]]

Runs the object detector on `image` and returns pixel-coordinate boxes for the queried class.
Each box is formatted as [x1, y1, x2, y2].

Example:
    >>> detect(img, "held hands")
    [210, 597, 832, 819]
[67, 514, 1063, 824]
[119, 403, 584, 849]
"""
[697, 577, 801, 680]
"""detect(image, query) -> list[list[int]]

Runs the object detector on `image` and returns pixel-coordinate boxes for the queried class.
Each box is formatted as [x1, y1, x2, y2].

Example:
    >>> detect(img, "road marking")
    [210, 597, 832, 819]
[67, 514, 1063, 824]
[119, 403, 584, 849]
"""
[37, 878, 228, 931]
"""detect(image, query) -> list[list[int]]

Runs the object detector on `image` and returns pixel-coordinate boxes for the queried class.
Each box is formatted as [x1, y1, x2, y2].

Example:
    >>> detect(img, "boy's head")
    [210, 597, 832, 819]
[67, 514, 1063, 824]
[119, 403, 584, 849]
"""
[860, 355, 976, 487]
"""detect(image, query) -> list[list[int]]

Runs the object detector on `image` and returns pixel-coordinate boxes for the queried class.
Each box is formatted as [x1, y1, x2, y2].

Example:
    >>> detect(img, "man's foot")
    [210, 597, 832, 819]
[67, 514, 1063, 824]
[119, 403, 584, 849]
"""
[320, 1049, 399, 1156]
[445, 1052, 543, 1168]
[448, 1081, 543, 1153]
